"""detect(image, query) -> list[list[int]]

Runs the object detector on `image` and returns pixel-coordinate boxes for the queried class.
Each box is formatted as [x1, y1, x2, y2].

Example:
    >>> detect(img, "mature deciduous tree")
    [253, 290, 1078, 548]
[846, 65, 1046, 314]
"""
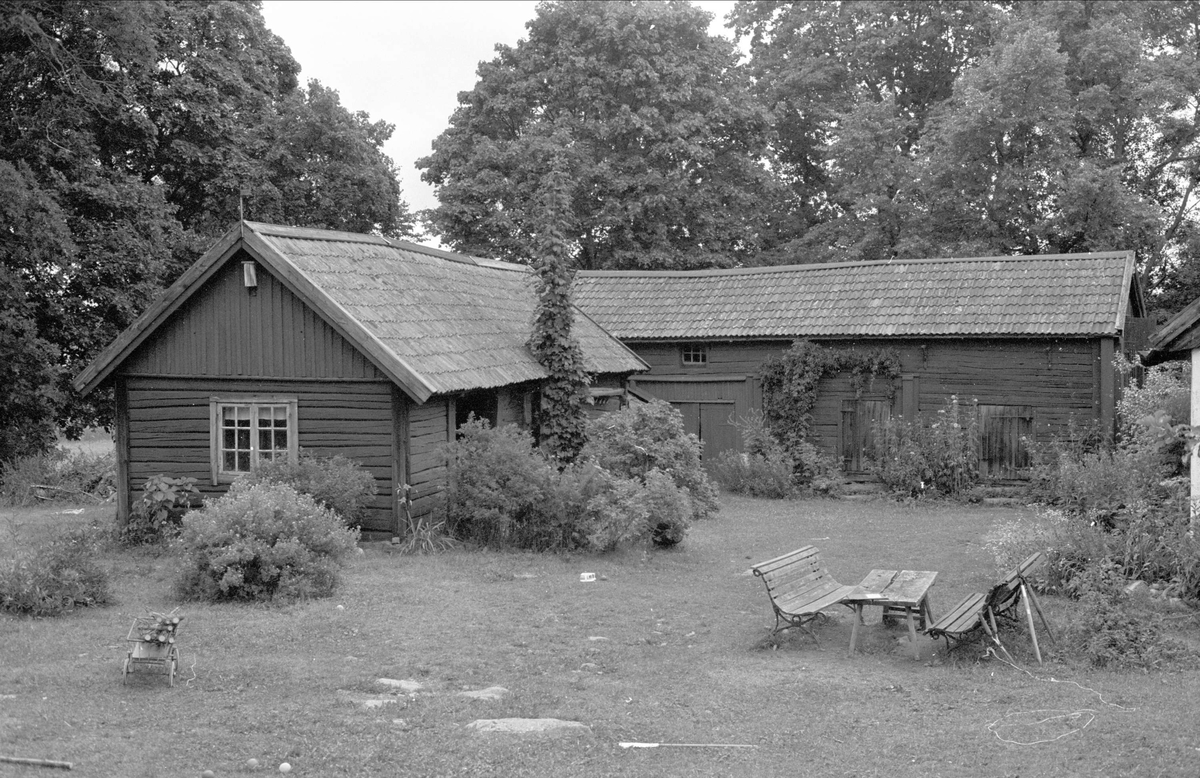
[0, 0, 414, 457]
[419, 0, 782, 270]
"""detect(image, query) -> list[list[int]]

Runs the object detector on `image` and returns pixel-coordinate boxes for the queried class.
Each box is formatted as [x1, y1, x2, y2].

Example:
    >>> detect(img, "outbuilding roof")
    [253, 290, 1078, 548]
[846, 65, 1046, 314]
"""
[573, 252, 1141, 341]
[75, 222, 646, 402]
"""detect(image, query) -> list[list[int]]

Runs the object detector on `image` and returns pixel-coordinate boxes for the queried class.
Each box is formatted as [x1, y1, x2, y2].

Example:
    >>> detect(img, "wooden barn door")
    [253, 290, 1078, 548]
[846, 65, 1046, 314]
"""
[841, 399, 891, 474]
[978, 405, 1033, 479]
[699, 402, 738, 463]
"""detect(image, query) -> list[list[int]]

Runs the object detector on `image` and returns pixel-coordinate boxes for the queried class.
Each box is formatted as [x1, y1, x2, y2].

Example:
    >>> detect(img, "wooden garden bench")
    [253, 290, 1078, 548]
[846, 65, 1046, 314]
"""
[751, 546, 859, 642]
[925, 551, 1054, 663]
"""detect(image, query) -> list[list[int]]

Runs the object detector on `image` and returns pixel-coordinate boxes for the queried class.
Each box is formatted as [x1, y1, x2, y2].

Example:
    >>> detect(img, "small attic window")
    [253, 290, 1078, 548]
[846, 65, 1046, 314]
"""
[681, 343, 707, 366]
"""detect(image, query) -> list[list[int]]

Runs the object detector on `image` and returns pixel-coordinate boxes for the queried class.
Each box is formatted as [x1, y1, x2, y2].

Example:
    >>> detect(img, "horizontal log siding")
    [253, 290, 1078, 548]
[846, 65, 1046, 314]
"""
[122, 255, 386, 381]
[626, 337, 1108, 457]
[124, 376, 396, 533]
[407, 398, 451, 522]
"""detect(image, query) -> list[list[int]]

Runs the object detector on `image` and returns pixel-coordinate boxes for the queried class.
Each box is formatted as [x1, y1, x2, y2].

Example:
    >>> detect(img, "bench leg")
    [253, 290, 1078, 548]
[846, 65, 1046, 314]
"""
[1020, 583, 1043, 665]
[904, 606, 920, 660]
[848, 603, 864, 657]
[1024, 584, 1054, 643]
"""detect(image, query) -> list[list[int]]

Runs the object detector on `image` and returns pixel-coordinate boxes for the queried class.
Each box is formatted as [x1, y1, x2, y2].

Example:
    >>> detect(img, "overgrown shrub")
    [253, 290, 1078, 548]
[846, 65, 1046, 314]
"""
[710, 411, 796, 498]
[1060, 559, 1193, 669]
[174, 481, 360, 602]
[444, 419, 556, 548]
[0, 527, 111, 616]
[1, 447, 115, 506]
[443, 416, 693, 551]
[121, 474, 199, 546]
[582, 399, 719, 521]
[870, 396, 979, 498]
[242, 452, 378, 526]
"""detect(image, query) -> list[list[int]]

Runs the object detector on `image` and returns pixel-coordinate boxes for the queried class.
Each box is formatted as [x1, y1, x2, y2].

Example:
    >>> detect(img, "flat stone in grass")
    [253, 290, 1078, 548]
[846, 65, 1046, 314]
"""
[377, 678, 424, 693]
[467, 718, 589, 734]
[457, 686, 509, 701]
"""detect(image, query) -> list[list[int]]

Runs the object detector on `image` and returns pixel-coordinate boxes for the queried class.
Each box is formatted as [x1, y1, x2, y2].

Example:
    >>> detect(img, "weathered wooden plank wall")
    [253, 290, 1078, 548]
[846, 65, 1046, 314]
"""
[407, 398, 451, 522]
[624, 336, 1111, 471]
[122, 376, 396, 532]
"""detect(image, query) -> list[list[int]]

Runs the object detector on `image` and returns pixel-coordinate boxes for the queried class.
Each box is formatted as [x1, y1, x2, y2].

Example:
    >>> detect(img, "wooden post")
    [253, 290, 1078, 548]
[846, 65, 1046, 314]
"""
[114, 376, 130, 527]
[1191, 348, 1200, 528]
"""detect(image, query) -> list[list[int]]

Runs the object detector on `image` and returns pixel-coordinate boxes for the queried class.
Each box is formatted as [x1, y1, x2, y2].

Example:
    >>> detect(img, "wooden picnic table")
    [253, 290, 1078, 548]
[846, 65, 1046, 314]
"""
[844, 570, 938, 660]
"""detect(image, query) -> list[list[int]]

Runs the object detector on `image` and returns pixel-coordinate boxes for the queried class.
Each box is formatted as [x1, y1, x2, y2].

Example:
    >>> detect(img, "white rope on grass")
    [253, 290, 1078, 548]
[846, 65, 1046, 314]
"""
[983, 647, 1135, 746]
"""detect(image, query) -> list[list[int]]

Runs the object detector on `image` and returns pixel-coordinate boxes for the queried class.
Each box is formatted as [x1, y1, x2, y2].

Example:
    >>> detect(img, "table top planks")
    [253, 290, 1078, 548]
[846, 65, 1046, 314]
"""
[845, 569, 937, 607]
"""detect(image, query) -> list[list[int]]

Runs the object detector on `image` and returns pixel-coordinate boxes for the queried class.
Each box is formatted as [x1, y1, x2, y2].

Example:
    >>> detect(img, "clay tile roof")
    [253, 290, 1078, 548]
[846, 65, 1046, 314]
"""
[573, 252, 1138, 340]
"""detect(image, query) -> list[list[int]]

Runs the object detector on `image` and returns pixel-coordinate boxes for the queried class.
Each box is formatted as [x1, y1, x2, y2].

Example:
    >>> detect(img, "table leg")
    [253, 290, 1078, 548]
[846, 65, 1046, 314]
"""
[849, 603, 863, 657]
[905, 606, 920, 660]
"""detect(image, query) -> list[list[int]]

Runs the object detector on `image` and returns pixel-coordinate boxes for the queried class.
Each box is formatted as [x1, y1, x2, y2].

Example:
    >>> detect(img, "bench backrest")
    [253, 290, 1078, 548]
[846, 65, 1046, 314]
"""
[752, 545, 837, 599]
[987, 551, 1046, 614]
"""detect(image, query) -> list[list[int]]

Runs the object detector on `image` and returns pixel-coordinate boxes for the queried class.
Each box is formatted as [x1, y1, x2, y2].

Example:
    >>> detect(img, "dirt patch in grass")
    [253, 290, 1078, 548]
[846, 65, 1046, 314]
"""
[1, 495, 1198, 777]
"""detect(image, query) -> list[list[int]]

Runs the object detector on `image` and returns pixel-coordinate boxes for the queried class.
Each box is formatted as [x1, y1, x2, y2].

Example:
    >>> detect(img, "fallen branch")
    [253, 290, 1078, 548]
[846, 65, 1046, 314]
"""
[31, 484, 106, 503]
[0, 755, 73, 770]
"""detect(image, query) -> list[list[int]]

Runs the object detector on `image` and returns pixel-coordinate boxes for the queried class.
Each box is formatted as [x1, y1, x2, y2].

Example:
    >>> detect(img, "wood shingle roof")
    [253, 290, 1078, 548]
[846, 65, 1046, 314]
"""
[573, 252, 1140, 341]
[75, 222, 646, 401]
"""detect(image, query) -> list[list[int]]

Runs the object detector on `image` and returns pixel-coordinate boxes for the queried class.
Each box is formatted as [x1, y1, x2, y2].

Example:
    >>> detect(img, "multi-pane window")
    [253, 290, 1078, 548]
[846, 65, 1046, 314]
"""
[681, 343, 708, 366]
[210, 398, 297, 483]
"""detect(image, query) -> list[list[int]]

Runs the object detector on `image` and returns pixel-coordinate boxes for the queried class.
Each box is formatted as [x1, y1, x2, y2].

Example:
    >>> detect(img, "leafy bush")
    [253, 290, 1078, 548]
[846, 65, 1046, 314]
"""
[640, 468, 691, 547]
[582, 399, 719, 521]
[175, 481, 360, 602]
[121, 474, 199, 546]
[241, 452, 378, 526]
[870, 396, 979, 497]
[443, 417, 687, 552]
[1, 446, 115, 506]
[0, 527, 111, 616]
[444, 419, 556, 548]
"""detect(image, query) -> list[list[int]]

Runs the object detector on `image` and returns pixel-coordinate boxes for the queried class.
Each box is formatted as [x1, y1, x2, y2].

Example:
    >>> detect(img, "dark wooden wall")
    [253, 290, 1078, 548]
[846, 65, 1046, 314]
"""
[120, 376, 397, 531]
[625, 336, 1114, 475]
[118, 256, 399, 534]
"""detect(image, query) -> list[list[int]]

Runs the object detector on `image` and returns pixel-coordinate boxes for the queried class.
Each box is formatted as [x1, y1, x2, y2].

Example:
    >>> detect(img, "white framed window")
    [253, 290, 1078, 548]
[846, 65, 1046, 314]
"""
[209, 396, 298, 484]
[681, 343, 708, 366]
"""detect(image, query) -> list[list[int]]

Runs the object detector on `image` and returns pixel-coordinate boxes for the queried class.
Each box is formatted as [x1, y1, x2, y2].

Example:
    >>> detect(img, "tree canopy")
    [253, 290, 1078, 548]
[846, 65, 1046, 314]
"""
[418, 0, 785, 270]
[729, 0, 1200, 302]
[0, 0, 414, 459]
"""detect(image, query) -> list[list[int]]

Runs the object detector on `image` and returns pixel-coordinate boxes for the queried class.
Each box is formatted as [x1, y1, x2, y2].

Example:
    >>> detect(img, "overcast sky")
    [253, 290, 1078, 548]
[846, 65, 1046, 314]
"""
[259, 1, 740, 223]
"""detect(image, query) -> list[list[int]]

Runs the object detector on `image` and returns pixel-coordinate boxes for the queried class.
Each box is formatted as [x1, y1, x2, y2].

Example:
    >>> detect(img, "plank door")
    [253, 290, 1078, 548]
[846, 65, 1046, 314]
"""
[841, 399, 891, 473]
[978, 405, 1033, 479]
[699, 402, 738, 462]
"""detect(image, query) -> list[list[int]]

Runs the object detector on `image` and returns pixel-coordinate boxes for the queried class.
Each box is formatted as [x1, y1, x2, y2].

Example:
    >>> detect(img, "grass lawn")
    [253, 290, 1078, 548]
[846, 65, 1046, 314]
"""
[2, 494, 1199, 777]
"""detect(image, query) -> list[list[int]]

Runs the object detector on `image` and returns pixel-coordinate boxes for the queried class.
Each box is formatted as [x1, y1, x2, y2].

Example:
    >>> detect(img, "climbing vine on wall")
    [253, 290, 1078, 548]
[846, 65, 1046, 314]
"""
[527, 162, 590, 463]
[759, 340, 902, 455]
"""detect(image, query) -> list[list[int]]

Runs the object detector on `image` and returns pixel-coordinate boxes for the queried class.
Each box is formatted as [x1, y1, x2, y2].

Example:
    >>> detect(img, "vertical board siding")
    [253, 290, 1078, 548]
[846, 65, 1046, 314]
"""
[122, 255, 386, 381]
[124, 377, 396, 533]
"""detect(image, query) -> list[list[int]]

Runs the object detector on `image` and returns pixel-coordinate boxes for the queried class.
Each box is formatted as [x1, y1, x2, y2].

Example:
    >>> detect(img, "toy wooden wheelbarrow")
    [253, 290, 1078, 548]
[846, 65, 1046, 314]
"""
[122, 612, 183, 686]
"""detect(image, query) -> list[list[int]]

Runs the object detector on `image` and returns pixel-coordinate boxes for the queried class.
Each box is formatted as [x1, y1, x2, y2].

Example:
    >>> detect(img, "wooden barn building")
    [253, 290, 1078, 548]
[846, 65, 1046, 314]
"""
[574, 252, 1147, 480]
[74, 221, 646, 537]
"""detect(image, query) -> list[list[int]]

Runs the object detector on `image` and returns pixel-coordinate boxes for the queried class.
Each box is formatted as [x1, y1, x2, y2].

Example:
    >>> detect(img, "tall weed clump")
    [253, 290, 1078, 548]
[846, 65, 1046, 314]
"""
[175, 481, 360, 602]
[240, 452, 378, 526]
[1, 446, 115, 506]
[870, 396, 979, 498]
[710, 410, 797, 498]
[1014, 357, 1200, 603]
[0, 527, 111, 616]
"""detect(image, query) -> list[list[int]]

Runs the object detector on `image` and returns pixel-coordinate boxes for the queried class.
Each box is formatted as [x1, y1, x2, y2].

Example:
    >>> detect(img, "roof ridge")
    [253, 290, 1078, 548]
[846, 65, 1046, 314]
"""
[578, 251, 1133, 278]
